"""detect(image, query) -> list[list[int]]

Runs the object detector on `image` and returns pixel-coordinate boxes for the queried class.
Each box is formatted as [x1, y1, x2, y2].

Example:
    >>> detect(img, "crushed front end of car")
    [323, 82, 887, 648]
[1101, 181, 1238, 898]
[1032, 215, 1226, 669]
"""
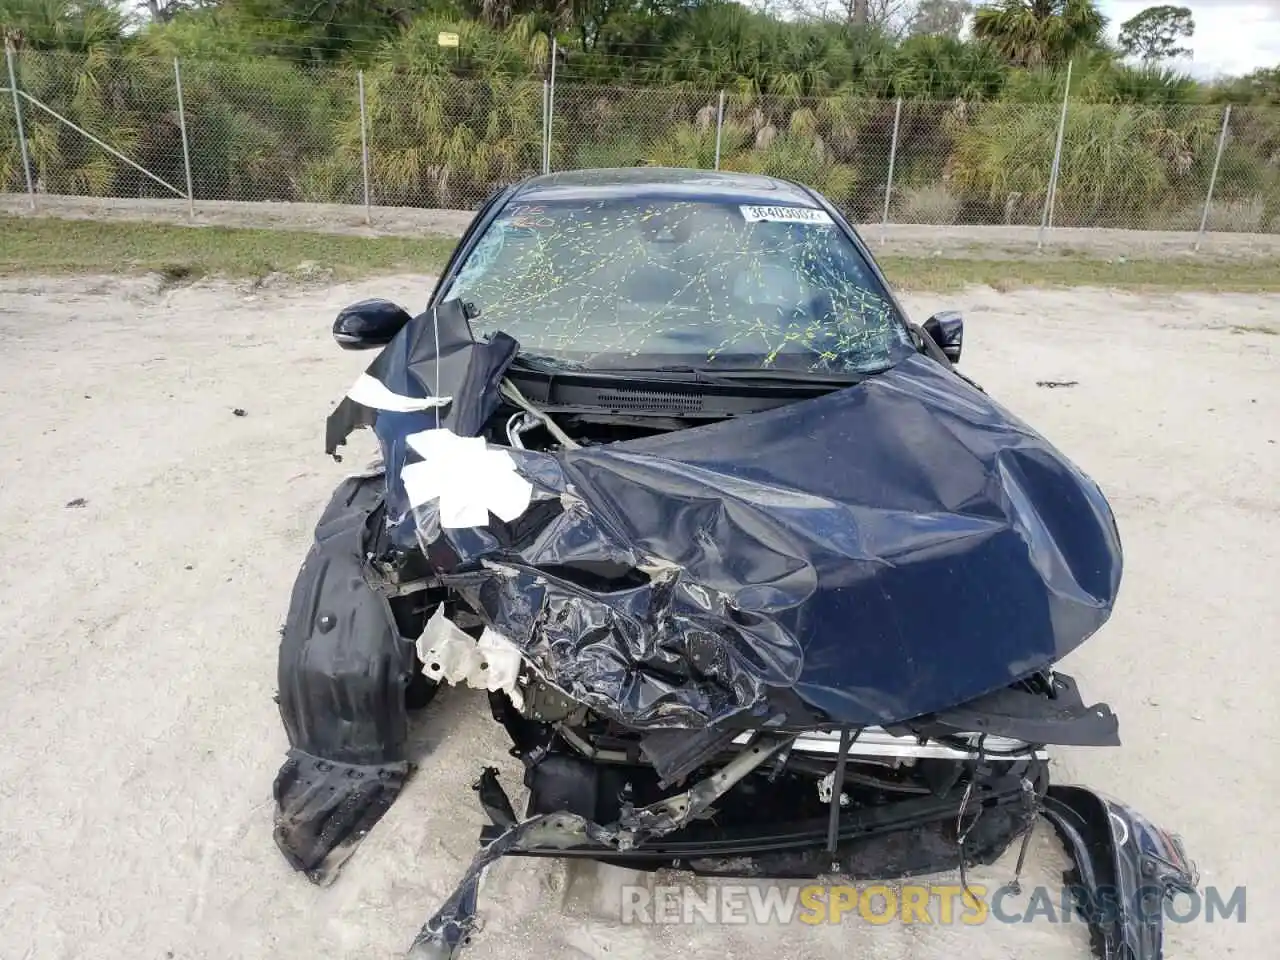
[272, 299, 1197, 959]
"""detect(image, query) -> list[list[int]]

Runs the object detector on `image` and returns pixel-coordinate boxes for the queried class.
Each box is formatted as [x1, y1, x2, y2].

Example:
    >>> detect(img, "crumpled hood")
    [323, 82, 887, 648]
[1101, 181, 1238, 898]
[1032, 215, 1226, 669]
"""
[327, 303, 1122, 731]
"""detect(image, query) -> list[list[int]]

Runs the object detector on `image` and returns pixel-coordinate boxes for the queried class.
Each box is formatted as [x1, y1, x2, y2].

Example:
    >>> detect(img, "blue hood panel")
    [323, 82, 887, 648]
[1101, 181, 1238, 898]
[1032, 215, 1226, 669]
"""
[326, 305, 1122, 730]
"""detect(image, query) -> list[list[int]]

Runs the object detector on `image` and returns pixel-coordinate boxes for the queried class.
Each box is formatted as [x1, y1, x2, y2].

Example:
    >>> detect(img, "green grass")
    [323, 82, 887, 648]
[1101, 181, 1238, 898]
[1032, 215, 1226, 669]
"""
[0, 216, 457, 279]
[883, 255, 1280, 293]
[4, 215, 1280, 293]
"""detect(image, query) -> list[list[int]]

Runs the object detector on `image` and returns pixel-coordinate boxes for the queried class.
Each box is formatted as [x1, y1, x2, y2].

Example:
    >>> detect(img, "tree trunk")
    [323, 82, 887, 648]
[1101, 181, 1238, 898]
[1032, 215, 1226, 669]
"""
[854, 0, 870, 23]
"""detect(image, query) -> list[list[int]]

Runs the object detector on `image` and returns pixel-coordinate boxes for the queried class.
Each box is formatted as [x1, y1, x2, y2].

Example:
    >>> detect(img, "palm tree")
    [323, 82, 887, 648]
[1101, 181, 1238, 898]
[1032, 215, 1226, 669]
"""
[0, 0, 136, 195]
[0, 0, 124, 51]
[971, 0, 1106, 68]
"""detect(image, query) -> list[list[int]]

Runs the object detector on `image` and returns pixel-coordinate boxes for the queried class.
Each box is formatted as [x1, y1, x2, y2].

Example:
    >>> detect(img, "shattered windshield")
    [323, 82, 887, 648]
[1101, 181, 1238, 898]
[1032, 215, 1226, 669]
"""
[441, 196, 914, 374]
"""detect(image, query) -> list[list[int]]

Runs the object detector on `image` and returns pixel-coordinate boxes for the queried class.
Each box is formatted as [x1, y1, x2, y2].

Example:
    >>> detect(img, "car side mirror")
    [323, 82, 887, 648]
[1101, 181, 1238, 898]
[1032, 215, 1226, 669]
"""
[333, 298, 412, 350]
[922, 311, 963, 365]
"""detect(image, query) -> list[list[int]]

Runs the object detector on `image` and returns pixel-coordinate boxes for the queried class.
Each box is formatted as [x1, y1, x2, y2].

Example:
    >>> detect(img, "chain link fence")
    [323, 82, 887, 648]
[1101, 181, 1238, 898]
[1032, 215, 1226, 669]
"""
[4, 48, 1279, 240]
[3, 50, 188, 201]
[177, 58, 352, 205]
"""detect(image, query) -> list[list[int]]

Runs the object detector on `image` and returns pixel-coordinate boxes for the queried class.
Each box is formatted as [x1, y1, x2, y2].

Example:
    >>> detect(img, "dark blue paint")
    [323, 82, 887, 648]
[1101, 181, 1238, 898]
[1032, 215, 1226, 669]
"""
[330, 169, 1124, 730]
[429, 353, 1122, 727]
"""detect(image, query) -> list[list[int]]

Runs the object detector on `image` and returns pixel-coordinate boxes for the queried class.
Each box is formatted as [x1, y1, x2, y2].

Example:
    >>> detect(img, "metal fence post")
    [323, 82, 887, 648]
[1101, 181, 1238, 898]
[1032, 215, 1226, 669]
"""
[1196, 104, 1231, 252]
[713, 90, 725, 170]
[358, 69, 371, 225]
[881, 98, 902, 243]
[1039, 59, 1072, 249]
[545, 38, 557, 173]
[541, 78, 549, 175]
[5, 42, 35, 210]
[173, 59, 194, 219]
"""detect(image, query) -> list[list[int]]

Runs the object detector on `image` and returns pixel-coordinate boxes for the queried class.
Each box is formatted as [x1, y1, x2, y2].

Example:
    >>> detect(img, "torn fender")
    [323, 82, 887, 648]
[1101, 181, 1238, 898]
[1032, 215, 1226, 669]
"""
[273, 474, 416, 883]
[325, 298, 518, 559]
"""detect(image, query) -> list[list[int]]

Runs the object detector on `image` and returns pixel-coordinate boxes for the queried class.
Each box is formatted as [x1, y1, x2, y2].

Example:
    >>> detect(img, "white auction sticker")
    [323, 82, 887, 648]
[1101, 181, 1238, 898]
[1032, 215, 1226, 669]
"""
[740, 204, 834, 225]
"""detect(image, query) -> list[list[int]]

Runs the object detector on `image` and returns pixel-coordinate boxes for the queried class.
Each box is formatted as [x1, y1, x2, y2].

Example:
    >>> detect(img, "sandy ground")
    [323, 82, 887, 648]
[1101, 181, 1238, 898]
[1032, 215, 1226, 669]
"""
[7, 193, 1280, 261]
[0, 274, 1277, 960]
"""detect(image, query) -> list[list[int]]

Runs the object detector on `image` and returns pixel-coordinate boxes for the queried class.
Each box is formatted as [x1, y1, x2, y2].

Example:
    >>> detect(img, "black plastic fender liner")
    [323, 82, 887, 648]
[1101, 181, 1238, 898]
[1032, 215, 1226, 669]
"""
[273, 474, 418, 882]
[273, 749, 411, 884]
[1042, 785, 1199, 960]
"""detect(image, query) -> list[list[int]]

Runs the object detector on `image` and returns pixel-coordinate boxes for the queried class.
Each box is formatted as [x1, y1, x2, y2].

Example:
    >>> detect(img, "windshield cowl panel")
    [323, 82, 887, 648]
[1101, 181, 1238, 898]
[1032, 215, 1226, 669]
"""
[439, 197, 914, 376]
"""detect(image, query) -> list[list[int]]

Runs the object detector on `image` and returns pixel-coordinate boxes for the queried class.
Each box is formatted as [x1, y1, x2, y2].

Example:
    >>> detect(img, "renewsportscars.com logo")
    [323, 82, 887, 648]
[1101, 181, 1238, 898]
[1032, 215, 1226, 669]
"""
[619, 883, 1246, 927]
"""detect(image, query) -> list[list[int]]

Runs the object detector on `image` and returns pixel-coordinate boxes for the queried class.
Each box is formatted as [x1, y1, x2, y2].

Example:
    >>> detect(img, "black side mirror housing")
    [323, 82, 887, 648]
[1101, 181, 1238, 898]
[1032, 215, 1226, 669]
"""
[333, 298, 413, 350]
[922, 311, 963, 365]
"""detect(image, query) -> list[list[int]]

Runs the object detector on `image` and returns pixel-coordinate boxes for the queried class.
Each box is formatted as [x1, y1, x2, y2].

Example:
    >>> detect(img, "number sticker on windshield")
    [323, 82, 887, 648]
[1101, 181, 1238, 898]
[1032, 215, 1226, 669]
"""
[740, 205, 834, 226]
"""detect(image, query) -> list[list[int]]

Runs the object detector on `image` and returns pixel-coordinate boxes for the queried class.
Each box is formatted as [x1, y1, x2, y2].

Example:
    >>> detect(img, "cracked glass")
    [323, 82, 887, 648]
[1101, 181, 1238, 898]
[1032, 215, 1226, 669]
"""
[442, 197, 914, 374]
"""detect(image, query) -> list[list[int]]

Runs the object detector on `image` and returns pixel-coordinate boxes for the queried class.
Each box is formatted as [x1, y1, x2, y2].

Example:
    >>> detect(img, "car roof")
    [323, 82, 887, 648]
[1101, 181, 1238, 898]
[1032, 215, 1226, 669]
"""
[508, 167, 822, 207]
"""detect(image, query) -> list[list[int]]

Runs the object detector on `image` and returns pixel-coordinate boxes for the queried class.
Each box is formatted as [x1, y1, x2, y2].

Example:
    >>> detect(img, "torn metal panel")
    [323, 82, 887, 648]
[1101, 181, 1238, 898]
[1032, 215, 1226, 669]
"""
[407, 812, 602, 960]
[325, 296, 518, 461]
[409, 735, 793, 957]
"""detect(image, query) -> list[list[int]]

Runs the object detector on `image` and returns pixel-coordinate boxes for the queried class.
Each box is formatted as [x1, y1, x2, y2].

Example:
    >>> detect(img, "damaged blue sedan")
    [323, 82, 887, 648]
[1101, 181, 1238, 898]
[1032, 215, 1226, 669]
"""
[272, 168, 1197, 959]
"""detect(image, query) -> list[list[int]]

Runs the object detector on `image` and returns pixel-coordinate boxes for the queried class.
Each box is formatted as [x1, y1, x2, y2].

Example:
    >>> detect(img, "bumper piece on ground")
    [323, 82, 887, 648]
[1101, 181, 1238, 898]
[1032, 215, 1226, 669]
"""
[1042, 785, 1199, 960]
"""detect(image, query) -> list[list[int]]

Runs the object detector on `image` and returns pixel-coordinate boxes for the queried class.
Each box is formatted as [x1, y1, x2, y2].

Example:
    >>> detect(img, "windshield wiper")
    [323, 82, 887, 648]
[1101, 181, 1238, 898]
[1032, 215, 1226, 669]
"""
[508, 356, 883, 387]
[606, 364, 755, 386]
[508, 358, 746, 386]
[638, 365, 875, 385]
[506, 352, 586, 374]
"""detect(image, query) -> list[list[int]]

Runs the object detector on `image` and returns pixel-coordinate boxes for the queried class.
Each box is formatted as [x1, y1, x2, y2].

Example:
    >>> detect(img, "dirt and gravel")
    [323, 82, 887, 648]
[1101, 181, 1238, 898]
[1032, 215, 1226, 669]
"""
[8, 192, 1280, 262]
[0, 272, 1276, 960]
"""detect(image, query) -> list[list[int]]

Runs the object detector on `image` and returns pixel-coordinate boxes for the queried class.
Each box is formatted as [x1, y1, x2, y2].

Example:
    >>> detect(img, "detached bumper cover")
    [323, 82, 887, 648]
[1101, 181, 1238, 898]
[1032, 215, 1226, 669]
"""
[1043, 785, 1199, 960]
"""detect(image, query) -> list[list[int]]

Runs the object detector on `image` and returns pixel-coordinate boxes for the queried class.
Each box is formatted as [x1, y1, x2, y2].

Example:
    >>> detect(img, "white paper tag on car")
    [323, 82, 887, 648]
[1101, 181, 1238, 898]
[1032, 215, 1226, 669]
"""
[740, 204, 834, 225]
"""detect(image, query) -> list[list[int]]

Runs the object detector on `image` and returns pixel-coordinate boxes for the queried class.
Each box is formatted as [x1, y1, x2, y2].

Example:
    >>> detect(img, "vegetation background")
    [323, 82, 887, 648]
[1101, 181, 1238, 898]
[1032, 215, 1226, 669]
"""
[2, 0, 1279, 230]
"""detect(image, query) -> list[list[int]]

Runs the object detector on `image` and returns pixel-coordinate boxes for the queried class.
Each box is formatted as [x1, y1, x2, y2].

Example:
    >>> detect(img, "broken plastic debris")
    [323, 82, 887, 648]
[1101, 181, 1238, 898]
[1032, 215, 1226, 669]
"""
[347, 372, 453, 413]
[817, 770, 850, 807]
[417, 606, 476, 684]
[474, 628, 523, 700]
[401, 428, 533, 529]
[417, 606, 524, 708]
